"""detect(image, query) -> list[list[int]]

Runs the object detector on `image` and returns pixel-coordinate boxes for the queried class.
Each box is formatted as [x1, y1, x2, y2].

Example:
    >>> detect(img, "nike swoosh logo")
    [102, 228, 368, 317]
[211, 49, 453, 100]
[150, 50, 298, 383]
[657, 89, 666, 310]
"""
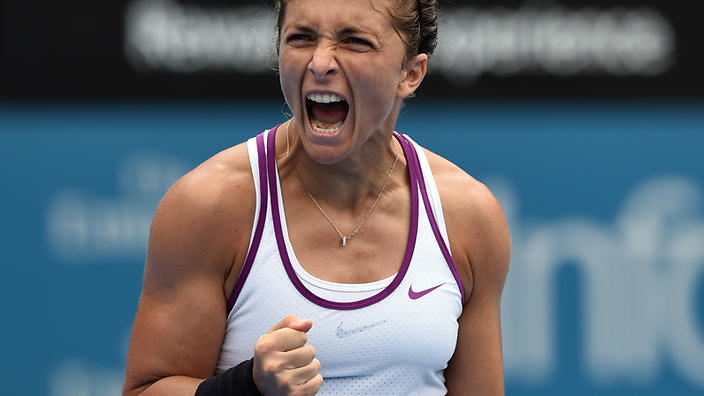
[408, 283, 445, 300]
[336, 320, 387, 338]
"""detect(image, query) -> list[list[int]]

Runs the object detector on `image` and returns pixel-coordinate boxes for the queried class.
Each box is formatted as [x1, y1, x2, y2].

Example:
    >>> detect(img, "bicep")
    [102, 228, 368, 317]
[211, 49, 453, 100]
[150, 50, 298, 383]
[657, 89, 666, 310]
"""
[124, 274, 227, 393]
[123, 181, 235, 394]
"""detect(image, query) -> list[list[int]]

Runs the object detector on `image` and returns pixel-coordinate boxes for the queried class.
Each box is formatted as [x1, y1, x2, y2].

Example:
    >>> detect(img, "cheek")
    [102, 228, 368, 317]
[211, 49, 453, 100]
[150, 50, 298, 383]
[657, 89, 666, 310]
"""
[364, 54, 403, 93]
[279, 55, 306, 109]
[354, 66, 401, 115]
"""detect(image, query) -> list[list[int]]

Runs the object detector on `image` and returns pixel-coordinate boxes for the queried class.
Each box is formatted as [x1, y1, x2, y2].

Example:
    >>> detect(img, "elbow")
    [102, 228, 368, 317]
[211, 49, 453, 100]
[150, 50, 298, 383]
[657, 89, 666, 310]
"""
[122, 376, 156, 396]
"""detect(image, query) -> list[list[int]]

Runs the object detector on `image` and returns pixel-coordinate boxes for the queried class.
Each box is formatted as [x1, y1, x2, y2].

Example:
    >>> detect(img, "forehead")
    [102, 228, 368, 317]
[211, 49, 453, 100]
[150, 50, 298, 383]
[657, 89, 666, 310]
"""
[283, 0, 394, 33]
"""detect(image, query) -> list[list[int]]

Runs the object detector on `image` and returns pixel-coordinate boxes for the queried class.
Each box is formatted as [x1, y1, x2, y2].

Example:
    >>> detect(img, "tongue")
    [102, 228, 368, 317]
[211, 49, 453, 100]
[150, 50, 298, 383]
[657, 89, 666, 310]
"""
[310, 101, 348, 123]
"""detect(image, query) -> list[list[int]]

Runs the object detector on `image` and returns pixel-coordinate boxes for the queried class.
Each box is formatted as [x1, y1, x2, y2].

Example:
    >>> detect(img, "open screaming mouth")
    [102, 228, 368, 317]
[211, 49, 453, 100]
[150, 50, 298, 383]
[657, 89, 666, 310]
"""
[306, 93, 349, 134]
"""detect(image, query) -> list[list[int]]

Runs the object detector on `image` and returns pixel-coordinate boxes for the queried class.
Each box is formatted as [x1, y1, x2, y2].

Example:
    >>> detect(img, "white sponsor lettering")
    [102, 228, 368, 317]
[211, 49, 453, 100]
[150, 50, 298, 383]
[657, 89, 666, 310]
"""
[435, 7, 674, 81]
[46, 153, 187, 263]
[496, 176, 704, 387]
[49, 331, 130, 396]
[123, 1, 675, 81]
[49, 360, 124, 396]
[124, 0, 276, 73]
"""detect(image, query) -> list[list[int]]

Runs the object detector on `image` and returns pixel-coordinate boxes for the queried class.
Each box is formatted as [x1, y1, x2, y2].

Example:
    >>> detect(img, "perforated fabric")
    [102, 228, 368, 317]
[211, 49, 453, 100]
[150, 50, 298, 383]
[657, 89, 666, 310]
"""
[215, 127, 463, 395]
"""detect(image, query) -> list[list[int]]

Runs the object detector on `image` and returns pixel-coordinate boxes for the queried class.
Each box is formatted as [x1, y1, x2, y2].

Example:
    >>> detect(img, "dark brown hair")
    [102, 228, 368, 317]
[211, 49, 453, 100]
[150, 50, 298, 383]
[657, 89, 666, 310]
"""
[273, 0, 438, 60]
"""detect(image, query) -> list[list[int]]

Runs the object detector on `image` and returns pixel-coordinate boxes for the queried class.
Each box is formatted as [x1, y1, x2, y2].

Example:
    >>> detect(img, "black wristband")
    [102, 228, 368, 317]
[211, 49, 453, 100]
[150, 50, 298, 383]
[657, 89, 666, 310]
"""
[195, 358, 263, 396]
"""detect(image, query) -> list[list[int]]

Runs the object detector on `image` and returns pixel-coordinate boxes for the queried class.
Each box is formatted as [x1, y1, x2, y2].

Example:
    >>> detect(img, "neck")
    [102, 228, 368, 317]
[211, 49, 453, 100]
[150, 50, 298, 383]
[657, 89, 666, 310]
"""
[278, 122, 405, 212]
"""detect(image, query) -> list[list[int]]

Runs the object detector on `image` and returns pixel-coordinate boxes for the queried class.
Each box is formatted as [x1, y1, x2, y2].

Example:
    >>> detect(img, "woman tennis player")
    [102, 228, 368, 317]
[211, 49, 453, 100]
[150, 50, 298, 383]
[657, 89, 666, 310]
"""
[123, 0, 510, 394]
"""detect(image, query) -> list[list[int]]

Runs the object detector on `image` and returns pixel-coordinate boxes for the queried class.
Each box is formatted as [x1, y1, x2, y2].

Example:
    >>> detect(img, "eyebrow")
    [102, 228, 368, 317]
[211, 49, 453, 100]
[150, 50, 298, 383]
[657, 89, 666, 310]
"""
[289, 24, 317, 35]
[338, 27, 371, 36]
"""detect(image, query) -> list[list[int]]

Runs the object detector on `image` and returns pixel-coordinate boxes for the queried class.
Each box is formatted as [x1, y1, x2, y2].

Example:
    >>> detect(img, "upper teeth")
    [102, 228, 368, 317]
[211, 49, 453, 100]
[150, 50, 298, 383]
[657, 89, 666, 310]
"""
[307, 93, 344, 104]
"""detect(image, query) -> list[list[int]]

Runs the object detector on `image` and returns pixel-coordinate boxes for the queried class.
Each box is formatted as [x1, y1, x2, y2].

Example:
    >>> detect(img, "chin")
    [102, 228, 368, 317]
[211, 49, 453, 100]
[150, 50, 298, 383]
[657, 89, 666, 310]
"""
[301, 140, 352, 165]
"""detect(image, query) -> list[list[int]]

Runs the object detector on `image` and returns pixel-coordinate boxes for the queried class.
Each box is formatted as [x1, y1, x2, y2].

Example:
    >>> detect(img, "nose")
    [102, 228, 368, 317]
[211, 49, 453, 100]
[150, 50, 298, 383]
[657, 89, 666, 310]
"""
[308, 44, 338, 81]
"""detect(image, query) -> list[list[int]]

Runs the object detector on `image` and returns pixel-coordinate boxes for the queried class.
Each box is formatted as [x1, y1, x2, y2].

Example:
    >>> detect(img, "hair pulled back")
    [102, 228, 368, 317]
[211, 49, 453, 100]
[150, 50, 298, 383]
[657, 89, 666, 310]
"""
[273, 0, 438, 60]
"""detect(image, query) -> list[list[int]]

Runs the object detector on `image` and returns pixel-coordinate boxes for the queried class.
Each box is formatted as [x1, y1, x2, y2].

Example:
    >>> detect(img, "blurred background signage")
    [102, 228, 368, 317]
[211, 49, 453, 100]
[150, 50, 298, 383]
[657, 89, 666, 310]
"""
[1, 1, 703, 396]
[2, 0, 703, 98]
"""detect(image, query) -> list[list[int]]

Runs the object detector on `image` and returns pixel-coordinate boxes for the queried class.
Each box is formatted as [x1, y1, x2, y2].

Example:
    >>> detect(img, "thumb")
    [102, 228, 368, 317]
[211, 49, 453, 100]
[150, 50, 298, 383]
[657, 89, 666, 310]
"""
[268, 315, 313, 334]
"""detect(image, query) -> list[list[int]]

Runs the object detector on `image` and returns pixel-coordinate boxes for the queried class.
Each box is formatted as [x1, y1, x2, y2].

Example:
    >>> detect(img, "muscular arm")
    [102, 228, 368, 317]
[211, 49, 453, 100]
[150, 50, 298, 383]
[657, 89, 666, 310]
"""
[123, 144, 255, 395]
[428, 152, 511, 395]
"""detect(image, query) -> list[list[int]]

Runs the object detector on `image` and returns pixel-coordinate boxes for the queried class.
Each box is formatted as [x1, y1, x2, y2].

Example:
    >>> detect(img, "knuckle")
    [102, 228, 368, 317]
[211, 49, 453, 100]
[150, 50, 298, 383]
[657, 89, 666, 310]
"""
[306, 344, 316, 357]
[255, 336, 271, 353]
[263, 361, 280, 375]
[309, 374, 324, 392]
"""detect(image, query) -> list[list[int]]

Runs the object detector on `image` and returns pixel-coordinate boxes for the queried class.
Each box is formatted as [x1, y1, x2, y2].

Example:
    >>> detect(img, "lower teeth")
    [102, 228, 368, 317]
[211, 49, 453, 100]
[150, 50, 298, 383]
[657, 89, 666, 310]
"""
[311, 118, 343, 134]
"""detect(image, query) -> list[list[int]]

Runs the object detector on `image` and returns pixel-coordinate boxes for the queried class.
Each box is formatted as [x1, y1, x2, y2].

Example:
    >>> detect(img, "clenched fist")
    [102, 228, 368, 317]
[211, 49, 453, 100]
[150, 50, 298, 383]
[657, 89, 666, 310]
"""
[253, 316, 323, 396]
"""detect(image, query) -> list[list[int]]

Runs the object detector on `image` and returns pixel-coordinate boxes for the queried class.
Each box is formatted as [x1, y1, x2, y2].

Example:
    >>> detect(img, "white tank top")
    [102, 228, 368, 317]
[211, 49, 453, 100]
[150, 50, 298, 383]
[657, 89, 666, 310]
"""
[216, 125, 465, 395]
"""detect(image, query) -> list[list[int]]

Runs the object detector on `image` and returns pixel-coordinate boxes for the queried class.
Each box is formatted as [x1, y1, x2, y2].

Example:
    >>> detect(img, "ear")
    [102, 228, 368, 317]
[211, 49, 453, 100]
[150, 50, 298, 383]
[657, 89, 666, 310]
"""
[396, 53, 428, 99]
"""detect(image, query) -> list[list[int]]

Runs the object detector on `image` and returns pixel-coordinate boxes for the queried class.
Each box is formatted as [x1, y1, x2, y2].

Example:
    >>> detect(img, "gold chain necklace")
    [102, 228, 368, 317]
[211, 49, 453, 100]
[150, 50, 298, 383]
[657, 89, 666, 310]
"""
[286, 120, 399, 246]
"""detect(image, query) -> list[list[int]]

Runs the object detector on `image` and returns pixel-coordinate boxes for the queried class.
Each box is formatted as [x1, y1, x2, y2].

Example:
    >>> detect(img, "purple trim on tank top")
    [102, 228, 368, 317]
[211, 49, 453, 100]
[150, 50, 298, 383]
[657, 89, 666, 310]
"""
[267, 128, 420, 310]
[226, 131, 272, 314]
[396, 132, 466, 303]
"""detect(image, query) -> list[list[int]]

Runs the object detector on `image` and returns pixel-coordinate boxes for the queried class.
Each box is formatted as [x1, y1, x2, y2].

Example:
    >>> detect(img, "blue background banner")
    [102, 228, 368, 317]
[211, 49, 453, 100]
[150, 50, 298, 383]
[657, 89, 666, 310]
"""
[1, 100, 703, 395]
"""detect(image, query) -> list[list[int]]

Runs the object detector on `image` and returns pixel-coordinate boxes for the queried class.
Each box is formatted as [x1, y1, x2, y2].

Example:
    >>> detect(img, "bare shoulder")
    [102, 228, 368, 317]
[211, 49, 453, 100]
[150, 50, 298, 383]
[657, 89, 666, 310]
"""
[421, 147, 510, 300]
[144, 141, 256, 294]
[124, 142, 258, 394]
[422, 148, 501, 222]
[165, 141, 255, 221]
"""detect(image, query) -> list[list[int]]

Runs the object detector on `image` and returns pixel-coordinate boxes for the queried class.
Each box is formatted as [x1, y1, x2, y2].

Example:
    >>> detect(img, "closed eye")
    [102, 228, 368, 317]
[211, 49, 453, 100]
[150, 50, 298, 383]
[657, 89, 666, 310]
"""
[344, 37, 373, 47]
[286, 33, 314, 43]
